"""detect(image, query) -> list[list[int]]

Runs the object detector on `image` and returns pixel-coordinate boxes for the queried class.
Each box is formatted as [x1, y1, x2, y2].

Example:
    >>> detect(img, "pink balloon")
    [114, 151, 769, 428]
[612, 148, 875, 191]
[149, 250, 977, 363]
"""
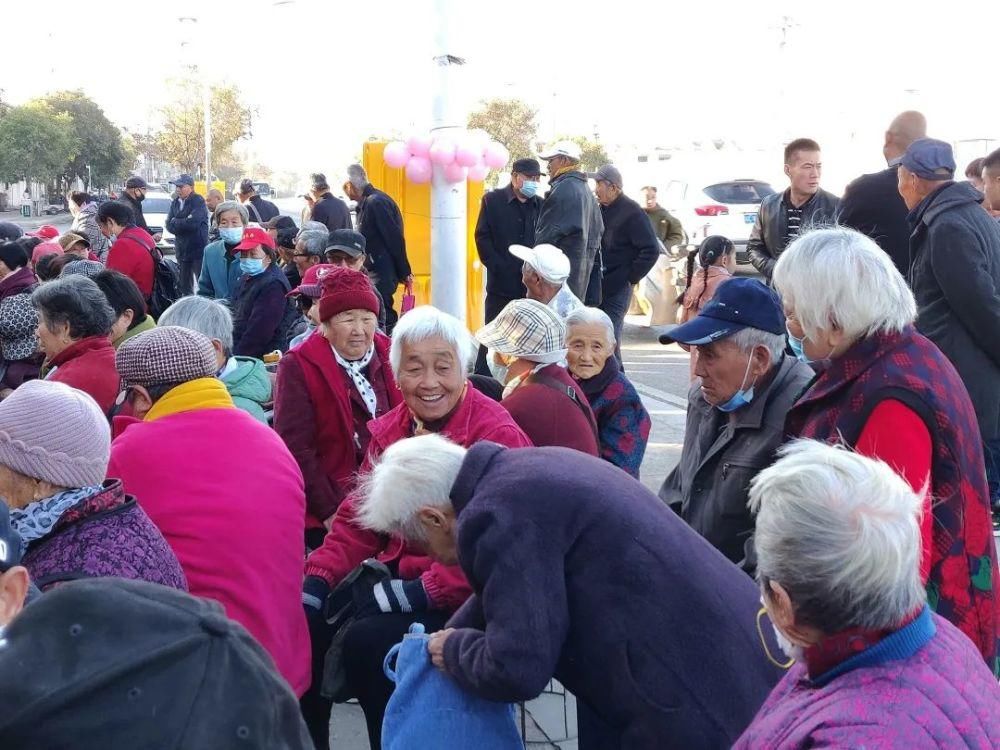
[483, 141, 510, 170]
[405, 155, 433, 184]
[383, 141, 409, 169]
[467, 163, 490, 181]
[429, 138, 457, 166]
[454, 142, 480, 168]
[443, 162, 468, 183]
[407, 134, 432, 158]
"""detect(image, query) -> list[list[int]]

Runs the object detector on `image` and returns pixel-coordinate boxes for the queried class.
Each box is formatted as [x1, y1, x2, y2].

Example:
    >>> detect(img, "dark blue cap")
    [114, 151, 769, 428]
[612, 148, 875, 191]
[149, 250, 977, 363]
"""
[659, 277, 785, 345]
[902, 138, 955, 181]
[0, 502, 23, 572]
[169, 174, 195, 187]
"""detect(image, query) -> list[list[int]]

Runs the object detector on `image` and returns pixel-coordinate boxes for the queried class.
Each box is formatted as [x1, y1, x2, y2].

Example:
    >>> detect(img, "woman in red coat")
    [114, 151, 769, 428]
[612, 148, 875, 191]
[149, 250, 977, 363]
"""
[97, 200, 155, 301]
[300, 304, 532, 750]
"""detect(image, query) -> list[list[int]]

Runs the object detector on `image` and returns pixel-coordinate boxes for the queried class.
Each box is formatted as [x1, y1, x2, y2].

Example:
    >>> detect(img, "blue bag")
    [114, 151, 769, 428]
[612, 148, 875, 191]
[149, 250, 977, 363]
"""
[382, 622, 524, 750]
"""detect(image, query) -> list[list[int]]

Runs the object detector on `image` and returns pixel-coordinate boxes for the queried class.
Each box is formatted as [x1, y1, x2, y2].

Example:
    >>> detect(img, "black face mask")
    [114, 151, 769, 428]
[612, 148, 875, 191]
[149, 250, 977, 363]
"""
[136, 191, 146, 202]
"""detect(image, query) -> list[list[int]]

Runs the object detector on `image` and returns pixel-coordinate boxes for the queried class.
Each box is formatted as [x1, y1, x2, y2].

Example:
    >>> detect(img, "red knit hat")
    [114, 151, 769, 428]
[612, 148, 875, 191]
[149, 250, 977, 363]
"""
[317, 266, 379, 321]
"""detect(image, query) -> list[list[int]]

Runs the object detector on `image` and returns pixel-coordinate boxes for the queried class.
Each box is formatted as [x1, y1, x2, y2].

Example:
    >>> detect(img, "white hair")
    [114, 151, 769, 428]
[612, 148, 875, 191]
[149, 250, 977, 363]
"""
[749, 440, 925, 632]
[158, 296, 234, 355]
[296, 228, 329, 255]
[356, 434, 466, 542]
[565, 306, 615, 345]
[213, 200, 248, 225]
[729, 327, 786, 364]
[772, 226, 916, 343]
[389, 305, 476, 377]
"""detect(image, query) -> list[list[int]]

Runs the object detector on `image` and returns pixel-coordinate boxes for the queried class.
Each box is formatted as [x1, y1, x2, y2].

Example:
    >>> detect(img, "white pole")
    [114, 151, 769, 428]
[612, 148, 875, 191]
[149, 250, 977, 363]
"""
[202, 76, 212, 185]
[430, 0, 467, 322]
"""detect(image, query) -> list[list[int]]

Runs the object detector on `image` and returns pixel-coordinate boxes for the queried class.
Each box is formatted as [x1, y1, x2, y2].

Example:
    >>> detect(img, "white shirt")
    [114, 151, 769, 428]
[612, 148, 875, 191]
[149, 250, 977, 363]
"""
[547, 283, 584, 319]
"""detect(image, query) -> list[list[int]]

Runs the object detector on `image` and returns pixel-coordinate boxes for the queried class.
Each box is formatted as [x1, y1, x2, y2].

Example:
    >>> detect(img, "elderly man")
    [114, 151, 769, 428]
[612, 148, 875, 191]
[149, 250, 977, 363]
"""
[658, 278, 813, 572]
[510, 243, 583, 319]
[900, 137, 1000, 516]
[837, 111, 927, 276]
[121, 176, 150, 232]
[308, 173, 352, 231]
[748, 139, 839, 283]
[355, 434, 783, 748]
[642, 186, 685, 251]
[293, 225, 328, 279]
[324, 228, 387, 330]
[165, 174, 209, 296]
[982, 148, 1000, 222]
[238, 179, 280, 224]
[345, 164, 411, 333]
[592, 164, 659, 360]
[205, 188, 225, 243]
[535, 140, 604, 304]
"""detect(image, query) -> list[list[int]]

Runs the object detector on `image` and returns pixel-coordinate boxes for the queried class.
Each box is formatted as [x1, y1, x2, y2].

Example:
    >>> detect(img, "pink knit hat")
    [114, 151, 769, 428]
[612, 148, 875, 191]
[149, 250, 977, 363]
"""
[317, 266, 379, 322]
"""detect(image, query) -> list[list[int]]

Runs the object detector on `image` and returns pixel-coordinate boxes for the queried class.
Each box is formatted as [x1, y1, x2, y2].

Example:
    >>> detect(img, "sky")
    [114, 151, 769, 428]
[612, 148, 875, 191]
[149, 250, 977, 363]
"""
[3, 0, 998, 193]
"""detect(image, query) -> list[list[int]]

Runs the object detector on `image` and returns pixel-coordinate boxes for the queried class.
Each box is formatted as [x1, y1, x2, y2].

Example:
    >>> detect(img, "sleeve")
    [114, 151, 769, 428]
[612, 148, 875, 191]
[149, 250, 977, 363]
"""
[626, 211, 661, 284]
[659, 466, 683, 516]
[233, 283, 286, 358]
[420, 562, 474, 611]
[447, 592, 486, 629]
[189, 196, 210, 227]
[747, 205, 775, 279]
[197, 252, 216, 297]
[534, 187, 582, 247]
[474, 195, 497, 268]
[165, 201, 184, 234]
[834, 178, 868, 233]
[855, 399, 933, 582]
[373, 199, 411, 279]
[665, 212, 685, 248]
[598, 399, 650, 478]
[482, 422, 534, 448]
[273, 355, 343, 520]
[304, 488, 386, 586]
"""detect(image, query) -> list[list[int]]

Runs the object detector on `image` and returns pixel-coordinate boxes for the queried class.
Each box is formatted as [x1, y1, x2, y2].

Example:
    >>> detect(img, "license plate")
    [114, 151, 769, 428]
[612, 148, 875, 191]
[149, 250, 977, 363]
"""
[744, 213, 757, 224]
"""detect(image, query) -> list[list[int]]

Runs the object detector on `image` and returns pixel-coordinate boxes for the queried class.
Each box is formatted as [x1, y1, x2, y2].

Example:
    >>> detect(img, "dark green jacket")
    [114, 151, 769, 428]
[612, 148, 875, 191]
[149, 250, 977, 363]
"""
[644, 205, 685, 249]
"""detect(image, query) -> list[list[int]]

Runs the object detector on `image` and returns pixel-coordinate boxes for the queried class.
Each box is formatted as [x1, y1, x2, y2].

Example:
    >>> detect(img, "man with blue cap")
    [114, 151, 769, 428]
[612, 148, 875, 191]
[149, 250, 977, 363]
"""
[899, 138, 1000, 518]
[658, 277, 813, 573]
[166, 173, 209, 297]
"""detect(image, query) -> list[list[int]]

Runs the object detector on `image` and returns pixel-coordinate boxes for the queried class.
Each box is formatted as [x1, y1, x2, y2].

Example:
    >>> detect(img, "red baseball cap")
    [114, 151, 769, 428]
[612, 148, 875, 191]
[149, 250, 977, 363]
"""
[287, 263, 336, 299]
[233, 226, 275, 252]
[27, 225, 59, 240]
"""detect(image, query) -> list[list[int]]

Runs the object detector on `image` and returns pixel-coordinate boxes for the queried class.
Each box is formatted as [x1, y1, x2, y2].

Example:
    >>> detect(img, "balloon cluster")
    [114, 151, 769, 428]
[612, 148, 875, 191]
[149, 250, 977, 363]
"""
[383, 132, 510, 184]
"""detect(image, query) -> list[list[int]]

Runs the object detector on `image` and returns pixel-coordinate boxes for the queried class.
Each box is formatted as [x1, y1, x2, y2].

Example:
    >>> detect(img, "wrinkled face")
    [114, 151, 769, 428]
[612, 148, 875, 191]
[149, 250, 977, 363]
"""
[325, 251, 366, 271]
[784, 150, 821, 196]
[176, 184, 194, 199]
[293, 240, 317, 272]
[897, 165, 921, 211]
[396, 335, 466, 424]
[323, 309, 377, 360]
[784, 306, 834, 362]
[642, 188, 657, 208]
[983, 166, 1000, 212]
[206, 193, 222, 211]
[566, 323, 613, 380]
[217, 209, 243, 230]
[692, 338, 752, 405]
[594, 180, 618, 206]
[36, 311, 72, 360]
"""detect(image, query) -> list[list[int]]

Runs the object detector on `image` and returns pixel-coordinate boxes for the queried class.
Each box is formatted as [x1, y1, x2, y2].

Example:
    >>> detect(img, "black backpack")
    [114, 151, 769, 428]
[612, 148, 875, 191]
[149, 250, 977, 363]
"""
[137, 236, 180, 319]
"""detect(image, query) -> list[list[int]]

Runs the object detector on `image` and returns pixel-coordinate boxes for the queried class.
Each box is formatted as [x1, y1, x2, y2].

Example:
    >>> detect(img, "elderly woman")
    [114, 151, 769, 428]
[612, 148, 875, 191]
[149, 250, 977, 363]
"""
[93, 270, 156, 348]
[32, 275, 119, 415]
[1, 379, 186, 592]
[97, 200, 155, 301]
[565, 307, 650, 477]
[231, 227, 299, 358]
[355, 433, 783, 749]
[67, 191, 109, 261]
[160, 295, 272, 423]
[0, 242, 42, 394]
[198, 200, 248, 301]
[299, 304, 531, 750]
[478, 298, 598, 455]
[736, 440, 1000, 747]
[775, 227, 999, 670]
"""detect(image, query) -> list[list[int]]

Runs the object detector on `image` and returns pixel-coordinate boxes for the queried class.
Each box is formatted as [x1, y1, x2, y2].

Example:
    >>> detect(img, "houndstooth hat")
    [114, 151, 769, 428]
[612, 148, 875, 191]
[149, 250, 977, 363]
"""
[475, 298, 568, 364]
[116, 326, 219, 388]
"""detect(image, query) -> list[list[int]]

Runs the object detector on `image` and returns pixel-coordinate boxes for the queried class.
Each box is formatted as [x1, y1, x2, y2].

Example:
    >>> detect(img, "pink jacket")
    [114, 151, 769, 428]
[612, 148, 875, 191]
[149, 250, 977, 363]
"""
[107, 405, 311, 696]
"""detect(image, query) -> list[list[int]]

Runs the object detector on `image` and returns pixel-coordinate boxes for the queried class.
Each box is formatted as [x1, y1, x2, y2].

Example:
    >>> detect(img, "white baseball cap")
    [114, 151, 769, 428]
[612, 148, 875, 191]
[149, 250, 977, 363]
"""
[538, 140, 582, 161]
[509, 244, 571, 284]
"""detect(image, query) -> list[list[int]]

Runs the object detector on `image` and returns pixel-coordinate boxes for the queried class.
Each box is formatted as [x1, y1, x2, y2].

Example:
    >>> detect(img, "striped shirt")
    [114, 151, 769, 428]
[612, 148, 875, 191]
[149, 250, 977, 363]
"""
[784, 204, 804, 246]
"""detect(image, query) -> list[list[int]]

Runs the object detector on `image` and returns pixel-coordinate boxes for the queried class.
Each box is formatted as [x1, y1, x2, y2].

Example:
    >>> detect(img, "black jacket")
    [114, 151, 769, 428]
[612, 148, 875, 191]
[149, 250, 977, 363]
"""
[358, 184, 410, 284]
[310, 193, 353, 232]
[747, 188, 839, 281]
[121, 192, 148, 232]
[474, 185, 542, 297]
[534, 170, 603, 299]
[165, 192, 209, 262]
[836, 163, 911, 276]
[599, 193, 660, 292]
[231, 264, 299, 358]
[244, 195, 280, 224]
[908, 180, 1000, 438]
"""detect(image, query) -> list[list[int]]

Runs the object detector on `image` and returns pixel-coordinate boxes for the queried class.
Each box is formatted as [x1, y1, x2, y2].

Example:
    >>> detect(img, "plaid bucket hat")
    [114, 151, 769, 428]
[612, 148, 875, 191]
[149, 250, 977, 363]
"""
[116, 326, 220, 389]
[475, 298, 567, 364]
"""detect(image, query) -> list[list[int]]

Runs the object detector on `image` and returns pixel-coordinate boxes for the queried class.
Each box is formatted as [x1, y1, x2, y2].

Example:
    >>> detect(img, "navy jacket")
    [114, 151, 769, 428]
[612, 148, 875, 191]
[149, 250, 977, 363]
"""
[231, 264, 298, 358]
[535, 171, 603, 300]
[599, 193, 660, 292]
[358, 184, 410, 286]
[310, 192, 353, 232]
[244, 195, 280, 224]
[165, 192, 209, 262]
[474, 185, 541, 298]
[444, 443, 783, 749]
[837, 164, 912, 276]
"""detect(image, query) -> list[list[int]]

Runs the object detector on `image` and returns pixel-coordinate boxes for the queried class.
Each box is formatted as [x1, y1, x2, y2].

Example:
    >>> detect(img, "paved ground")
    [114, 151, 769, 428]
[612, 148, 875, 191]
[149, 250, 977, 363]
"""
[2, 210, 74, 233]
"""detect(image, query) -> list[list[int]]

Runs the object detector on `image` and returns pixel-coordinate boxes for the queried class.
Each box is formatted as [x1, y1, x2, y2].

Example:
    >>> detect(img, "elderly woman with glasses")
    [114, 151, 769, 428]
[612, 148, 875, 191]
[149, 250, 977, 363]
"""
[774, 227, 999, 671]
[736, 440, 1000, 748]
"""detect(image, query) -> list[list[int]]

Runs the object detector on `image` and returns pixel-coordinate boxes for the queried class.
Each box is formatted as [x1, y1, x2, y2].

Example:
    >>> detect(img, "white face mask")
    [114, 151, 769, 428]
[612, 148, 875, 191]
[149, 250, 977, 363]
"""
[771, 623, 804, 662]
[487, 349, 510, 385]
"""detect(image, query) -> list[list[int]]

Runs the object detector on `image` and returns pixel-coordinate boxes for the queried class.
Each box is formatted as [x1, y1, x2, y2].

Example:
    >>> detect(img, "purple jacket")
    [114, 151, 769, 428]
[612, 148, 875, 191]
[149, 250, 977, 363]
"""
[21, 480, 187, 592]
[735, 609, 1000, 749]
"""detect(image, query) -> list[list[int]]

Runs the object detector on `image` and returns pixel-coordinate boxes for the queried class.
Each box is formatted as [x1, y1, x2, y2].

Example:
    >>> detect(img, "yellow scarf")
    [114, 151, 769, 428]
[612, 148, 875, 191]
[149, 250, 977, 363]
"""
[550, 162, 578, 180]
[145, 378, 235, 422]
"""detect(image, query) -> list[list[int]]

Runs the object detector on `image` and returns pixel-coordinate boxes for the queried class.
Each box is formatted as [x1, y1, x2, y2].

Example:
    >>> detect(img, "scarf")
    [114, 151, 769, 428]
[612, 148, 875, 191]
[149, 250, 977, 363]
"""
[550, 163, 578, 180]
[576, 356, 620, 400]
[145, 378, 235, 422]
[9, 484, 105, 547]
[333, 344, 377, 417]
[0, 265, 37, 301]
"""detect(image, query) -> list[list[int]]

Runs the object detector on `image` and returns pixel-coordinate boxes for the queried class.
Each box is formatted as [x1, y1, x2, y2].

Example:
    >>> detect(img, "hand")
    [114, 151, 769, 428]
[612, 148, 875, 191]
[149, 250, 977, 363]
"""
[153, 232, 163, 242]
[404, 274, 414, 289]
[428, 628, 454, 671]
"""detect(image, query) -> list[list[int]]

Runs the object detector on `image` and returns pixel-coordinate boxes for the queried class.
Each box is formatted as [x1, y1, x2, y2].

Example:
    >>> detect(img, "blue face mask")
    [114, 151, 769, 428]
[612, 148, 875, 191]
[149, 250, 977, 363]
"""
[520, 180, 540, 198]
[219, 227, 244, 244]
[716, 354, 756, 413]
[240, 257, 265, 276]
[786, 325, 830, 365]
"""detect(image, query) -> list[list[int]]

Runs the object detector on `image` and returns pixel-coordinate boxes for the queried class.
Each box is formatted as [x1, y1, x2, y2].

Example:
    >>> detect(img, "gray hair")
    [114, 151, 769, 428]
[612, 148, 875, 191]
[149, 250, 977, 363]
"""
[158, 296, 234, 356]
[347, 164, 370, 190]
[357, 434, 466, 543]
[565, 306, 615, 346]
[299, 220, 327, 232]
[32, 275, 116, 339]
[729, 327, 786, 364]
[773, 227, 916, 343]
[214, 200, 248, 226]
[207, 188, 225, 200]
[389, 305, 476, 378]
[750, 440, 925, 632]
[296, 228, 330, 256]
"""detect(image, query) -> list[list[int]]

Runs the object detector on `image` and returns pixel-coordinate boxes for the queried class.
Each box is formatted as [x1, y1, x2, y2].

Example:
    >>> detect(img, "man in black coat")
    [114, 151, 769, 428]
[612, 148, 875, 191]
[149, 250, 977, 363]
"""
[472, 158, 543, 373]
[121, 176, 150, 233]
[165, 174, 209, 296]
[345, 164, 411, 333]
[837, 111, 926, 277]
[307, 173, 352, 232]
[238, 179, 280, 224]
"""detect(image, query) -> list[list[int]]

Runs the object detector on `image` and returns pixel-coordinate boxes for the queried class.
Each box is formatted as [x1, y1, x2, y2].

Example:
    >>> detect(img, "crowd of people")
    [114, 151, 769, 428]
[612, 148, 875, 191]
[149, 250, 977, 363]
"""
[1, 112, 1000, 750]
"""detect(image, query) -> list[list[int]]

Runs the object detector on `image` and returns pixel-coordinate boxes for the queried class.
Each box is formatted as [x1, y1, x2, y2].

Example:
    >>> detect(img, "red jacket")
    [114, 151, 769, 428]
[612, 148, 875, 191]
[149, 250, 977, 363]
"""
[106, 226, 156, 300]
[304, 385, 532, 611]
[47, 335, 119, 415]
[502, 363, 600, 456]
[274, 331, 401, 526]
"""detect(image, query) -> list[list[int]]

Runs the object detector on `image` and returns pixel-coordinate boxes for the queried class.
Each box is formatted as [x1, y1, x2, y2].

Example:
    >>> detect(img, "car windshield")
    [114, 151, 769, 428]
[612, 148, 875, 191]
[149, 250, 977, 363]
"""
[143, 198, 172, 214]
[703, 181, 775, 204]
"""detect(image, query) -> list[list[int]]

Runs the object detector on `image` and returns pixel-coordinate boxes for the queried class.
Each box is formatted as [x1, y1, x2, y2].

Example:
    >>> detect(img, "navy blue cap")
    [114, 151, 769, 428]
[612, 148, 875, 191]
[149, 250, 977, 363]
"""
[902, 138, 955, 181]
[659, 277, 785, 345]
[169, 174, 195, 187]
[0, 502, 23, 572]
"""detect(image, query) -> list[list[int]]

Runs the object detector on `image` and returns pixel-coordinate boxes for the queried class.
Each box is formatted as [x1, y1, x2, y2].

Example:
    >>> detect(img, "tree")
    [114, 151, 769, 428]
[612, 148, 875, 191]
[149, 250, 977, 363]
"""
[155, 77, 252, 176]
[468, 98, 538, 183]
[34, 91, 130, 189]
[0, 103, 77, 187]
[558, 136, 611, 173]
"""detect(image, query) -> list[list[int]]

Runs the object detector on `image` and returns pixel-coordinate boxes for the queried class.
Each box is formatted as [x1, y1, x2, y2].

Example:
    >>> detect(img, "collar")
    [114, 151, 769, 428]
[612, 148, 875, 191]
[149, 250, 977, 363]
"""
[218, 356, 240, 380]
[504, 184, 520, 203]
[449, 441, 507, 517]
[694, 355, 791, 430]
[887, 156, 903, 167]
[575, 356, 620, 399]
[362, 183, 377, 199]
[0, 265, 37, 298]
[145, 378, 235, 422]
[907, 181, 957, 227]
[48, 335, 112, 368]
[782, 188, 818, 210]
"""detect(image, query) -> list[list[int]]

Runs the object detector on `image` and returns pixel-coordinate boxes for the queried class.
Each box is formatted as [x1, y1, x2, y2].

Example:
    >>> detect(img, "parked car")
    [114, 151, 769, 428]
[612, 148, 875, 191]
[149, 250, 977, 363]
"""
[141, 191, 176, 254]
[40, 204, 67, 215]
